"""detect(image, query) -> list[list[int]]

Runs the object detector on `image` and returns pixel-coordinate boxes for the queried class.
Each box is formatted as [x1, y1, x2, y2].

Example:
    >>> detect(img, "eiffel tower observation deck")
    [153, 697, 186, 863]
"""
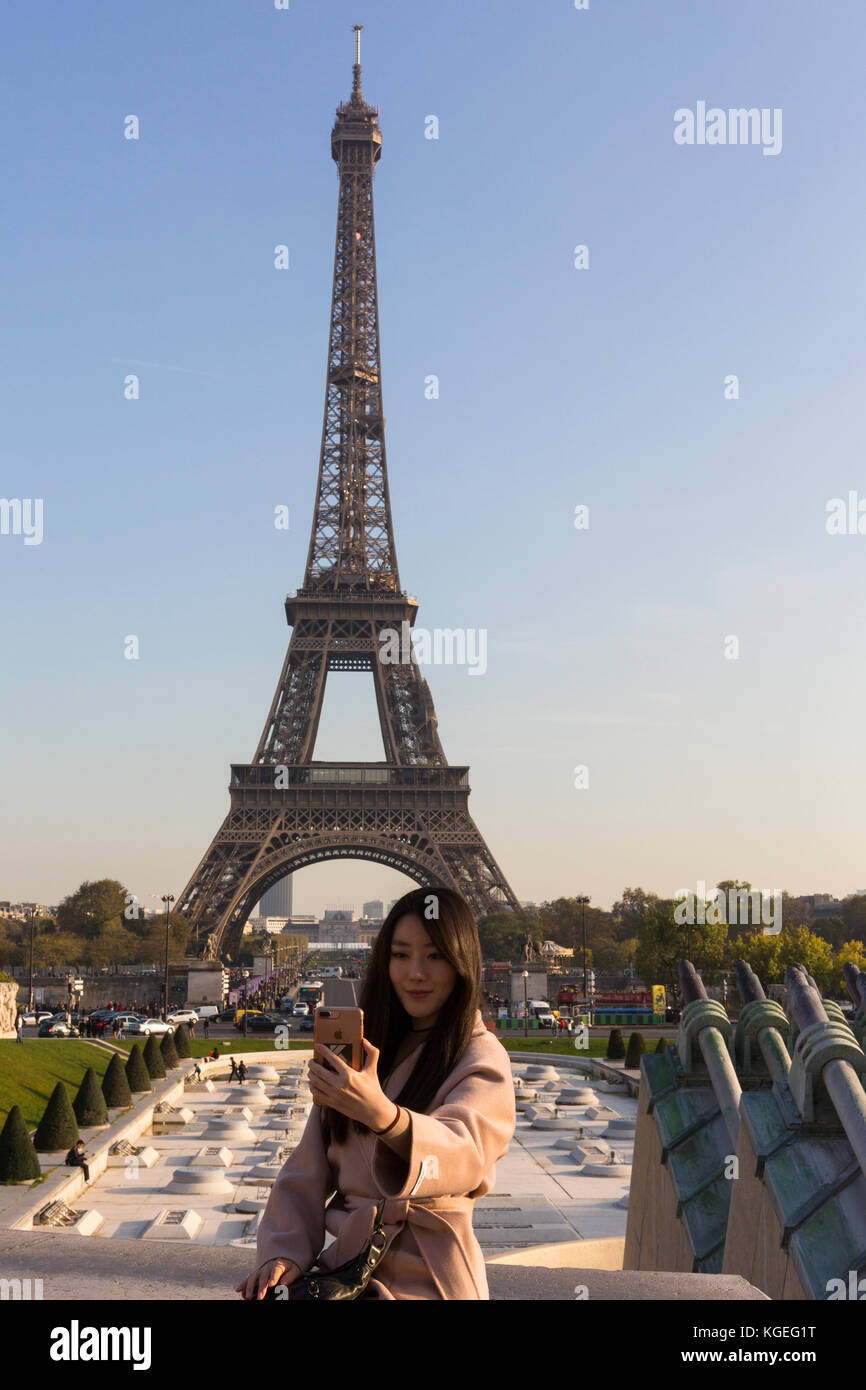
[179, 29, 520, 960]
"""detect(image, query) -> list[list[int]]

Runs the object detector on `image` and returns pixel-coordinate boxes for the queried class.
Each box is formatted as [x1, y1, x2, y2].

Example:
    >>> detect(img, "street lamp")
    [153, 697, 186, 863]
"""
[242, 969, 250, 1037]
[161, 894, 175, 1021]
[576, 896, 590, 1004]
[522, 970, 529, 1040]
[27, 909, 36, 1009]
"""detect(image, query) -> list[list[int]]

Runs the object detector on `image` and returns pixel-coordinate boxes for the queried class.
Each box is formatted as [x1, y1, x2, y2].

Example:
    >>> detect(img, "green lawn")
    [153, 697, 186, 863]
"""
[499, 1036, 676, 1057]
[0, 1033, 674, 1131]
[0, 1040, 117, 1129]
[111, 1038, 314, 1057]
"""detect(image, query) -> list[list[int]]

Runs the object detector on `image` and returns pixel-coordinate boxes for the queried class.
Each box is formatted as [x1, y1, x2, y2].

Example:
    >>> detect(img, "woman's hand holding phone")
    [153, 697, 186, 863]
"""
[307, 1038, 394, 1131]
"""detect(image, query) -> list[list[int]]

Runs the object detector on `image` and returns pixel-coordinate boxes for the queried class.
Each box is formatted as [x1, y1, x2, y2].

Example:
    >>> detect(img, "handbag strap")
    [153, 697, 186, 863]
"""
[364, 1199, 392, 1272]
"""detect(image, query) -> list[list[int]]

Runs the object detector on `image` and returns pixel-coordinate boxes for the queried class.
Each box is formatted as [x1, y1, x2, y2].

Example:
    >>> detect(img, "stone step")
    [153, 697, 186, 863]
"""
[473, 1208, 569, 1228]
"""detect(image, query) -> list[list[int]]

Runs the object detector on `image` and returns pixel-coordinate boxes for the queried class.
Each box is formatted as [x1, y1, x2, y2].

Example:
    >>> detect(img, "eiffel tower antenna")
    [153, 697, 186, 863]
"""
[178, 38, 521, 960]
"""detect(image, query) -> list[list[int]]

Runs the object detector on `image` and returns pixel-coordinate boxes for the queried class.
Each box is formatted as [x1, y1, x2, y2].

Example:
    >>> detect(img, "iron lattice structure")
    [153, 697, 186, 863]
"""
[178, 33, 520, 960]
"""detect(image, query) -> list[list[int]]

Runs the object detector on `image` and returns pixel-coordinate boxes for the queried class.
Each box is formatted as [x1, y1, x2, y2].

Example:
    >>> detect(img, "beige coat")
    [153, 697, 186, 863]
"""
[255, 1010, 516, 1300]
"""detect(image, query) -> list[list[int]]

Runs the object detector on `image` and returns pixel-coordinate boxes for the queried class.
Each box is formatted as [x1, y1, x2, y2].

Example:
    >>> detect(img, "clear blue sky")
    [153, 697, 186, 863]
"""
[2, 1, 865, 918]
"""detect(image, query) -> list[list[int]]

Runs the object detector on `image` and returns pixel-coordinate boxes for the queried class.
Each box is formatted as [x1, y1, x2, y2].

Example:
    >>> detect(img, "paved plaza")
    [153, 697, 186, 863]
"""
[3, 1053, 636, 1261]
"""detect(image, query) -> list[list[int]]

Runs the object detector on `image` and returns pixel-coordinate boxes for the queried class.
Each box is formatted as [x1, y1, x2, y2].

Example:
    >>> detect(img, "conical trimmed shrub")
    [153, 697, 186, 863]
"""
[102, 1052, 132, 1107]
[143, 1034, 166, 1079]
[125, 1044, 151, 1094]
[625, 1032, 646, 1068]
[160, 1030, 180, 1069]
[173, 1024, 191, 1059]
[0, 1105, 41, 1182]
[33, 1082, 79, 1152]
[73, 1068, 108, 1127]
[654, 1037, 668, 1054]
[606, 1028, 625, 1060]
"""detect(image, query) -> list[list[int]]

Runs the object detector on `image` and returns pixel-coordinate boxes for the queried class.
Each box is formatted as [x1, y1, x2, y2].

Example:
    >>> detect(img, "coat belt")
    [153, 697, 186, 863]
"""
[333, 1191, 474, 1238]
[323, 1192, 481, 1296]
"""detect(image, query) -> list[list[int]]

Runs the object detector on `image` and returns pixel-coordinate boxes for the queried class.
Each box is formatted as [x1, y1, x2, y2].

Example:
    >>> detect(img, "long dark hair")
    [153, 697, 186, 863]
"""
[320, 886, 482, 1148]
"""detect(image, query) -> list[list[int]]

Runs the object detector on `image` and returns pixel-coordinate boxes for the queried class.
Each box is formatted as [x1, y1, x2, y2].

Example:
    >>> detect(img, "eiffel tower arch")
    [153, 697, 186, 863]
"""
[178, 31, 520, 960]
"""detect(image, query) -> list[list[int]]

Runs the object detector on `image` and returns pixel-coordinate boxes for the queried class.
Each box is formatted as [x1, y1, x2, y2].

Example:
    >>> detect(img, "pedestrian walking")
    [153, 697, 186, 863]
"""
[229, 1057, 239, 1083]
[237, 1060, 248, 1083]
[15, 1013, 24, 1043]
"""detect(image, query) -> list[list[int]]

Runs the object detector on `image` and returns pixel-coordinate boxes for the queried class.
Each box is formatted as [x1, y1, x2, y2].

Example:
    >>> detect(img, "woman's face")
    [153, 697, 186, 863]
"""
[388, 913, 457, 1028]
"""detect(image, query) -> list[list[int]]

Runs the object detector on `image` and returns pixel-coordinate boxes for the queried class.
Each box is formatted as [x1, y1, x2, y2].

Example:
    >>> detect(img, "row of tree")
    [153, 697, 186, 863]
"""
[0, 1026, 193, 1183]
[0, 879, 189, 969]
[479, 886, 866, 997]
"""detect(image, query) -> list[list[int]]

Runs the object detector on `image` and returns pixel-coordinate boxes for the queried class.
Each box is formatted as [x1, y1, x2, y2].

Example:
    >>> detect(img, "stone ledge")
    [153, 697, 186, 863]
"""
[507, 1052, 641, 1097]
[0, 1231, 768, 1300]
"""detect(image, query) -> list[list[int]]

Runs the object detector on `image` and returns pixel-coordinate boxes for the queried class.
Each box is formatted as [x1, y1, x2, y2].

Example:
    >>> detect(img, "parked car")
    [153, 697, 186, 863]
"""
[299, 1014, 315, 1032]
[218, 1008, 236, 1022]
[21, 1010, 53, 1026]
[108, 1012, 146, 1029]
[166, 1009, 200, 1026]
[195, 1005, 220, 1020]
[126, 1018, 175, 1037]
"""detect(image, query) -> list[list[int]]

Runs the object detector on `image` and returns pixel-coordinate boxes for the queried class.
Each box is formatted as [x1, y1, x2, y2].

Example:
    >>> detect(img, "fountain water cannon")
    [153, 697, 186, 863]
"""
[784, 966, 866, 1159]
[677, 961, 741, 1149]
[733, 959, 791, 1084]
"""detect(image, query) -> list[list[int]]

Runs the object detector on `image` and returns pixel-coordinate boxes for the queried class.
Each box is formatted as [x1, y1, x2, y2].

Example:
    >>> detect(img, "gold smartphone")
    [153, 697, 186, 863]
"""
[314, 1007, 364, 1071]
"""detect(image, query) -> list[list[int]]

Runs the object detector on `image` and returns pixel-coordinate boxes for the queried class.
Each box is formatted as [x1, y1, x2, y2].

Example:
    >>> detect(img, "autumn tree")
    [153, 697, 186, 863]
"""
[56, 880, 128, 938]
[634, 898, 727, 997]
[476, 912, 542, 962]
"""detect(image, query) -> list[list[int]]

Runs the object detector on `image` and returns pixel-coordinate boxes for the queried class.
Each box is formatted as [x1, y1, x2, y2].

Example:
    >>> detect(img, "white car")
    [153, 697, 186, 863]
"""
[127, 1019, 176, 1036]
[166, 1009, 199, 1025]
[20, 1010, 53, 1026]
[292, 1003, 309, 1017]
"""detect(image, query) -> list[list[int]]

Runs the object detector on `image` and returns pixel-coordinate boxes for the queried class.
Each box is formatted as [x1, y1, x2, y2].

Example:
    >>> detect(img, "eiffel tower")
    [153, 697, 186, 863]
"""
[179, 29, 520, 960]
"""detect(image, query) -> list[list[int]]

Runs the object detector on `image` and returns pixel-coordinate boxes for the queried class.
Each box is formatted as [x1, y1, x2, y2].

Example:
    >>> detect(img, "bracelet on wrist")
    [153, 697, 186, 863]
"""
[372, 1103, 401, 1136]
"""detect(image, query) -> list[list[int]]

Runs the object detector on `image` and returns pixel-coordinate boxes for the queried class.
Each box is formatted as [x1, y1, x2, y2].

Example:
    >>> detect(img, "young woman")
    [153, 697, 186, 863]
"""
[237, 886, 516, 1301]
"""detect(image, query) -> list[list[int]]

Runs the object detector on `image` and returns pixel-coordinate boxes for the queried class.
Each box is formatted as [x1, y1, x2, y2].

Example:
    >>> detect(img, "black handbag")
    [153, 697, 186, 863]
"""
[262, 1199, 390, 1301]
